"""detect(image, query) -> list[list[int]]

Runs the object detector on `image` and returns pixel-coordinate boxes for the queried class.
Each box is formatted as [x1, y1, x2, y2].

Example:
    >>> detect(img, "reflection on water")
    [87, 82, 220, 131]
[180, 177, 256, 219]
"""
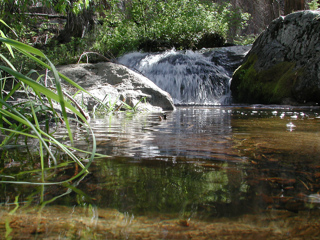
[88, 107, 239, 161]
[2, 106, 320, 238]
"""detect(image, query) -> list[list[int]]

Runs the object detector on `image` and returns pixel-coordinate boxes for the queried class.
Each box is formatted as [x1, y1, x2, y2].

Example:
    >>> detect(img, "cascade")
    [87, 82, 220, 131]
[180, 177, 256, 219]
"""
[118, 46, 250, 105]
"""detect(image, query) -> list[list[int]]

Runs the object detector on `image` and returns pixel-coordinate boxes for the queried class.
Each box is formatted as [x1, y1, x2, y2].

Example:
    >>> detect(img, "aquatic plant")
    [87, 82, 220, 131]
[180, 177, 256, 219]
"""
[0, 21, 101, 185]
[121, 97, 147, 112]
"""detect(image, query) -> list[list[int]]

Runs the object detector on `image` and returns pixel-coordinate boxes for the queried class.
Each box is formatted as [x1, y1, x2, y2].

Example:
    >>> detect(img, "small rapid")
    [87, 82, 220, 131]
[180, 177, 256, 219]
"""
[118, 46, 250, 105]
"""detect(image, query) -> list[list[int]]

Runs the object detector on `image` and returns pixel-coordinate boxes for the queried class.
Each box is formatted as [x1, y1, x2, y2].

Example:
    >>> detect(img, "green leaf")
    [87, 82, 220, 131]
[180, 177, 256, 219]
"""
[0, 33, 15, 58]
[0, 66, 87, 123]
[0, 37, 45, 58]
[0, 53, 16, 70]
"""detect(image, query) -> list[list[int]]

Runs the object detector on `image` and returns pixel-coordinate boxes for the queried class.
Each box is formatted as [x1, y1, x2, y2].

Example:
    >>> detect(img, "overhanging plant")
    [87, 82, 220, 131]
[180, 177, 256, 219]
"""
[0, 21, 104, 186]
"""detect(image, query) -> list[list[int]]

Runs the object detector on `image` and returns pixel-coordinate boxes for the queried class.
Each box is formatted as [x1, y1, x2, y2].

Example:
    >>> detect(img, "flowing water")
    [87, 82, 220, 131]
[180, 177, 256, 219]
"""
[1, 106, 320, 239]
[118, 46, 250, 105]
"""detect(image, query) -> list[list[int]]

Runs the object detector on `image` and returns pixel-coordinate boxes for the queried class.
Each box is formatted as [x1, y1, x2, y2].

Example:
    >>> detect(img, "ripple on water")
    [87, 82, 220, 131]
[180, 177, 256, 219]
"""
[2, 106, 320, 239]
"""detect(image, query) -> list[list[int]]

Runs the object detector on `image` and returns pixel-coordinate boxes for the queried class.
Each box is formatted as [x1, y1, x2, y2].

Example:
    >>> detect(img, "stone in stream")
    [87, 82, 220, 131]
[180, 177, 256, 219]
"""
[231, 10, 320, 105]
[55, 62, 175, 112]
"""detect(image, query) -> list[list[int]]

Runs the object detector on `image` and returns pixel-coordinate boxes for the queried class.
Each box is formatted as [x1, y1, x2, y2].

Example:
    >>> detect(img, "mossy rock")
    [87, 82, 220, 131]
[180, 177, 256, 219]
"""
[231, 54, 303, 104]
[231, 10, 320, 105]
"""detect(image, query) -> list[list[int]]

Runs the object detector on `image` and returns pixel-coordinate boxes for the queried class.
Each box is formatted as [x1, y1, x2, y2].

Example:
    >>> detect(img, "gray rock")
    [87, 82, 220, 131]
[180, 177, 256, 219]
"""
[55, 62, 175, 112]
[208, 45, 252, 74]
[231, 10, 320, 104]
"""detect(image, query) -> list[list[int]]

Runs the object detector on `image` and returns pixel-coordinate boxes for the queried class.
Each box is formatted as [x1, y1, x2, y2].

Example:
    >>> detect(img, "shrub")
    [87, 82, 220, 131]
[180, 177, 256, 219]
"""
[93, 0, 250, 56]
[308, 0, 320, 10]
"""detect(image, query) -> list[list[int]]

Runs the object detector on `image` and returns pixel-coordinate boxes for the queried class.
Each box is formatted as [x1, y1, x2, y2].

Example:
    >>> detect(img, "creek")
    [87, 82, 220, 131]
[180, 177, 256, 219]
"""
[1, 48, 320, 239]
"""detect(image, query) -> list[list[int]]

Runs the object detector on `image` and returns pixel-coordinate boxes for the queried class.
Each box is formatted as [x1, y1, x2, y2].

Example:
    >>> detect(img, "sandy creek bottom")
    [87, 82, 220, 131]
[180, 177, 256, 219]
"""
[1, 106, 320, 239]
[1, 206, 320, 239]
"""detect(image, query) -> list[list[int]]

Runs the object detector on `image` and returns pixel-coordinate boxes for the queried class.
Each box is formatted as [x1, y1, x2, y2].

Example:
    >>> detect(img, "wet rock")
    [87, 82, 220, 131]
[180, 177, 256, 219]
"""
[209, 45, 251, 74]
[55, 62, 175, 111]
[231, 10, 320, 105]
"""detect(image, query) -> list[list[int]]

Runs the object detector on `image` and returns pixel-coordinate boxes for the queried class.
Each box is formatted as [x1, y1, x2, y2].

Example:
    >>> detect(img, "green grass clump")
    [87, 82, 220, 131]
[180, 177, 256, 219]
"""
[0, 21, 105, 186]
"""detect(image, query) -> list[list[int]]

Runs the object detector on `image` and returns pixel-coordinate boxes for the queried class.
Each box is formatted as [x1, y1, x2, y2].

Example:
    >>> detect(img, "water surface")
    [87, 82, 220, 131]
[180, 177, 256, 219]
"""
[1, 106, 320, 239]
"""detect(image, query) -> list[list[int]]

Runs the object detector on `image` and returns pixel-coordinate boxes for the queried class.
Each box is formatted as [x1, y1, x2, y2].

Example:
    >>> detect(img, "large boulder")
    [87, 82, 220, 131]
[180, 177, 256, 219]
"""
[231, 10, 320, 104]
[56, 62, 175, 111]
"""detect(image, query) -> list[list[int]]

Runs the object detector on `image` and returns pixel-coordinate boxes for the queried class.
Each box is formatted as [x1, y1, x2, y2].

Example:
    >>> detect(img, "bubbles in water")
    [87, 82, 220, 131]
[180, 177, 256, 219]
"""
[286, 122, 296, 131]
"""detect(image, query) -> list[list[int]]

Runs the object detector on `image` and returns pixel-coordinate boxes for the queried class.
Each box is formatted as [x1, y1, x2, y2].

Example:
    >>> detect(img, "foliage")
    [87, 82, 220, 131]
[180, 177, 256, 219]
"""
[93, 0, 250, 56]
[220, 3, 251, 42]
[308, 0, 320, 10]
[44, 37, 92, 65]
[0, 0, 251, 62]
[233, 34, 257, 46]
[0, 21, 104, 186]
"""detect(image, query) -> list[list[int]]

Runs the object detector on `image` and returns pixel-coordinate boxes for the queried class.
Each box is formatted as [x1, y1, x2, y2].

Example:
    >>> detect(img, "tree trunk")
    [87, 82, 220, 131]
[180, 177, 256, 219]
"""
[284, 0, 305, 15]
[57, 5, 95, 43]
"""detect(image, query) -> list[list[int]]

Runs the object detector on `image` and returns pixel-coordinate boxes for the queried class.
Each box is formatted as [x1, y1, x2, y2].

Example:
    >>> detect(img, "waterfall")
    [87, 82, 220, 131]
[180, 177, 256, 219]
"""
[118, 46, 251, 105]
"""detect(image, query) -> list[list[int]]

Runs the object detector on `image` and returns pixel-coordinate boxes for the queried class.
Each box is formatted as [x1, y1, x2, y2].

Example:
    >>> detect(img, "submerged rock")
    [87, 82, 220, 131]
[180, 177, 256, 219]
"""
[55, 62, 175, 111]
[231, 10, 320, 105]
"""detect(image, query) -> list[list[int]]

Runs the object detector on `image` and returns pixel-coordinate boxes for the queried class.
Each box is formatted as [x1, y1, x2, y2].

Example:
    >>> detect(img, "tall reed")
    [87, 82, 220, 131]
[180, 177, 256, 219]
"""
[0, 26, 99, 185]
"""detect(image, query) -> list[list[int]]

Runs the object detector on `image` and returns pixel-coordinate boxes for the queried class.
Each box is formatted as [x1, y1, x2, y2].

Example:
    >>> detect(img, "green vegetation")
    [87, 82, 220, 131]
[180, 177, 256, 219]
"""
[93, 0, 250, 56]
[308, 0, 320, 10]
[0, 21, 103, 186]
[0, 21, 155, 188]
[0, 0, 251, 65]
[231, 54, 301, 104]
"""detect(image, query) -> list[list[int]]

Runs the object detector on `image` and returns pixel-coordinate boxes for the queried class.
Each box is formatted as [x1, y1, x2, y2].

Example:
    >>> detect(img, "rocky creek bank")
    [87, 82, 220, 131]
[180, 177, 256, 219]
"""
[50, 45, 250, 113]
[55, 62, 175, 112]
[231, 10, 320, 105]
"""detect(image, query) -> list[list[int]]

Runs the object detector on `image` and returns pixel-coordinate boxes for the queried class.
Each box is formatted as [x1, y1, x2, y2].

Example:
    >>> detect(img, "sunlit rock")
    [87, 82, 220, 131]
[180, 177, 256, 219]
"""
[56, 62, 175, 111]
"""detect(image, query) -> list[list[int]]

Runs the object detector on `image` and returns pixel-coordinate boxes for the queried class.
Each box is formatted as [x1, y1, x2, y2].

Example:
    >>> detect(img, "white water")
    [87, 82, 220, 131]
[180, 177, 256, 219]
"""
[118, 49, 233, 105]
